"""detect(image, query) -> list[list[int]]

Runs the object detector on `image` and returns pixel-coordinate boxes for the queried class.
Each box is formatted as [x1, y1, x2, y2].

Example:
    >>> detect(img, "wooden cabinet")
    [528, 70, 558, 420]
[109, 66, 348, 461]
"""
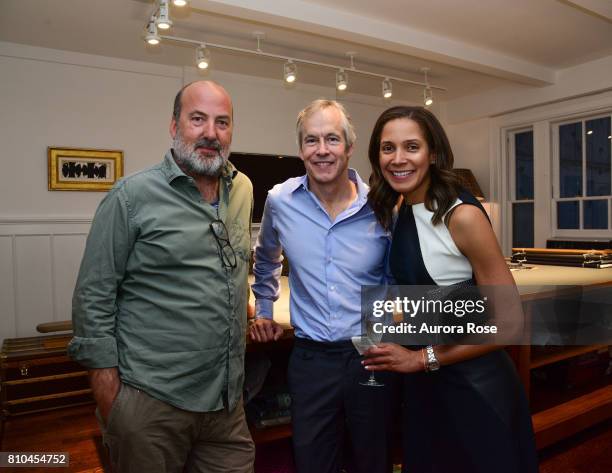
[0, 334, 93, 419]
[507, 343, 611, 449]
[509, 265, 612, 448]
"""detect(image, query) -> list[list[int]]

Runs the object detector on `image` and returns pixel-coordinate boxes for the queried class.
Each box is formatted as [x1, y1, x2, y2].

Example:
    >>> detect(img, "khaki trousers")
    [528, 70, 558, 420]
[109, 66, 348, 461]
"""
[97, 383, 254, 473]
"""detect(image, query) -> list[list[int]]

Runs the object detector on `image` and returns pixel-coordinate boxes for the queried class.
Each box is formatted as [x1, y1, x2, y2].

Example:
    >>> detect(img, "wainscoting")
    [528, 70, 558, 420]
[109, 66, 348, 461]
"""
[0, 217, 91, 340]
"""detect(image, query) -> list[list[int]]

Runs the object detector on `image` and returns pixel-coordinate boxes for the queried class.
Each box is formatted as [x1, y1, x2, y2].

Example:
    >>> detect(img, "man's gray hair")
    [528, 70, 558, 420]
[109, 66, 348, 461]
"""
[296, 99, 356, 149]
[172, 82, 191, 122]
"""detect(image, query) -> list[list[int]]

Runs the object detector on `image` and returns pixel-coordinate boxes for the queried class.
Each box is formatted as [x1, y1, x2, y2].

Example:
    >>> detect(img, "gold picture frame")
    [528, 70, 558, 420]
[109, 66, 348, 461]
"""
[48, 147, 124, 191]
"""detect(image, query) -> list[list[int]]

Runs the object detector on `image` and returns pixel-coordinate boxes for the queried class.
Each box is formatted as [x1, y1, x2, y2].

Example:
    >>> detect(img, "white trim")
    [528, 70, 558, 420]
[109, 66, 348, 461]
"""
[506, 127, 535, 249]
[49, 235, 57, 323]
[0, 41, 182, 79]
[552, 228, 611, 238]
[552, 123, 560, 200]
[0, 216, 93, 225]
[11, 235, 19, 335]
[533, 121, 551, 247]
[0, 217, 92, 238]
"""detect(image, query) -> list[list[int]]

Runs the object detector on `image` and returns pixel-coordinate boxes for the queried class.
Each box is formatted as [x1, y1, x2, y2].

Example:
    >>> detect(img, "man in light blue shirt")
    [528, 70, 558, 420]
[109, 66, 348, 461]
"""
[250, 99, 396, 473]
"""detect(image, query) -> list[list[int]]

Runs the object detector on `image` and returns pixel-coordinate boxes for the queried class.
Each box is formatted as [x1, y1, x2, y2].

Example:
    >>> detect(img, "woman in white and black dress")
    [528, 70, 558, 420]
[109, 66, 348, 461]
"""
[363, 106, 538, 473]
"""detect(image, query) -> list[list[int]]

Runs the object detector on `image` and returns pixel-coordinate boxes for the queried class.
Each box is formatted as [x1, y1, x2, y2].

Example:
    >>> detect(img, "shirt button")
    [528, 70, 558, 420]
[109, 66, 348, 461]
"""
[330, 285, 336, 291]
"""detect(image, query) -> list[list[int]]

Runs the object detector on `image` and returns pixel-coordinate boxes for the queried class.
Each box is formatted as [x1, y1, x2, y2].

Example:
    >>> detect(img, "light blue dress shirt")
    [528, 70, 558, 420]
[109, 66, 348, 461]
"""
[252, 169, 390, 342]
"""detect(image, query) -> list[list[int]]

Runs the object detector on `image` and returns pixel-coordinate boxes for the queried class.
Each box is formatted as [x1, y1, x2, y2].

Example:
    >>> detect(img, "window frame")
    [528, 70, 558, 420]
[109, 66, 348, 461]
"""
[506, 127, 535, 248]
[551, 112, 612, 238]
[491, 91, 612, 255]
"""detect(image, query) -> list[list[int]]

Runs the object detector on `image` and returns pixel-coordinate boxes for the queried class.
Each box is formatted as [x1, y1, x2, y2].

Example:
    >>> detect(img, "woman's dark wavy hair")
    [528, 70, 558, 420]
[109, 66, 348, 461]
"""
[368, 106, 462, 230]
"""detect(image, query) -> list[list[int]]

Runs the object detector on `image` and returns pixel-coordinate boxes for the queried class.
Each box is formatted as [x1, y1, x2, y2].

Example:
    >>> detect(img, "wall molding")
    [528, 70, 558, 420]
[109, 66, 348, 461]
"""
[0, 41, 182, 79]
[0, 216, 93, 225]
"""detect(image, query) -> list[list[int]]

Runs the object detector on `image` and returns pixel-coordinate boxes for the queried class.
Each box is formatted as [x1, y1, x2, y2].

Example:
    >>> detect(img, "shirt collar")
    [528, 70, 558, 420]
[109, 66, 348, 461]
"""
[349, 168, 370, 205]
[291, 168, 369, 205]
[162, 150, 186, 183]
[162, 149, 238, 189]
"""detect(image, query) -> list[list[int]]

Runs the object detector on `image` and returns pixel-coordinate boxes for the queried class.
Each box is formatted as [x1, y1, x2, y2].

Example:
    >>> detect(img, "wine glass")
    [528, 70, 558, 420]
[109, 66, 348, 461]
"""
[351, 321, 384, 387]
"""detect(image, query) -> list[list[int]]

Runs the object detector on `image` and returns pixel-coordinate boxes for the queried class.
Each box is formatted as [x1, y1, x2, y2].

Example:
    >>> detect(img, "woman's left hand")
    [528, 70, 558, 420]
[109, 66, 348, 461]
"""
[363, 343, 424, 373]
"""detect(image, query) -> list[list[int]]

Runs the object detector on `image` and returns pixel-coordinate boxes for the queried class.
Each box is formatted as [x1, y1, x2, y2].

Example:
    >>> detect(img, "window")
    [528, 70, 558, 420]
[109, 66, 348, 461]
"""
[553, 114, 611, 235]
[496, 93, 612, 254]
[508, 129, 534, 247]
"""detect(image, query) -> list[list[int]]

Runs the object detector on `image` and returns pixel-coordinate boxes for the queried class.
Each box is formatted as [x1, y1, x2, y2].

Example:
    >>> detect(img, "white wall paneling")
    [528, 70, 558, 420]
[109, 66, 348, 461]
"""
[14, 235, 54, 338]
[52, 234, 87, 328]
[0, 236, 17, 340]
[0, 219, 90, 340]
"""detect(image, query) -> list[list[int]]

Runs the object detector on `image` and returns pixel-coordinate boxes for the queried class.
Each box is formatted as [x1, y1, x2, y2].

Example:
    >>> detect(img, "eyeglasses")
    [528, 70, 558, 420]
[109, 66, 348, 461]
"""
[210, 219, 237, 269]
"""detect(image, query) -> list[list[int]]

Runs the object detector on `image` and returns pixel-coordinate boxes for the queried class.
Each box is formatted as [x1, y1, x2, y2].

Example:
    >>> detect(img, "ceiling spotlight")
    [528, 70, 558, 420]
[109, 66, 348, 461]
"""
[336, 69, 348, 91]
[172, 0, 188, 6]
[196, 45, 210, 69]
[284, 60, 297, 83]
[586, 130, 593, 135]
[424, 87, 433, 107]
[421, 67, 433, 107]
[382, 78, 392, 99]
[421, 67, 433, 106]
[156, 0, 173, 30]
[144, 19, 160, 45]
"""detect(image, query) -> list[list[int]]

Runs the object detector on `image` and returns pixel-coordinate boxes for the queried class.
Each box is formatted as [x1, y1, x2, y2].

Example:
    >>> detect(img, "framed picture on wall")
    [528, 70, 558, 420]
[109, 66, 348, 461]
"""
[48, 147, 124, 191]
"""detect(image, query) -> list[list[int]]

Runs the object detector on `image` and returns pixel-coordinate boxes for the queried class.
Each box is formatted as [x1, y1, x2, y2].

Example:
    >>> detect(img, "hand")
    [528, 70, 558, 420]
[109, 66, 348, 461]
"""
[88, 367, 121, 424]
[247, 303, 255, 319]
[249, 317, 283, 342]
[362, 343, 425, 373]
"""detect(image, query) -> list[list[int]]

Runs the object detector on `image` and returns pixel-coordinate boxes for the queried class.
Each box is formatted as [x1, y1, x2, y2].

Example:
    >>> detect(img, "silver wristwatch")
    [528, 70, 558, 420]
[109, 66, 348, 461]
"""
[424, 345, 440, 372]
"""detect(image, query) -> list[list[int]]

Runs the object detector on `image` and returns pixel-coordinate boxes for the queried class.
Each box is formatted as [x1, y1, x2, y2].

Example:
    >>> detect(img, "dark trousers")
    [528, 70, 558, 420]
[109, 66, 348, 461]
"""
[288, 338, 398, 473]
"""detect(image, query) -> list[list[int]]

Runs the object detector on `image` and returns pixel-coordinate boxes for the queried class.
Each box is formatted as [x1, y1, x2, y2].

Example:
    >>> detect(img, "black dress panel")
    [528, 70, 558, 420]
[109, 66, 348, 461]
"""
[390, 190, 538, 473]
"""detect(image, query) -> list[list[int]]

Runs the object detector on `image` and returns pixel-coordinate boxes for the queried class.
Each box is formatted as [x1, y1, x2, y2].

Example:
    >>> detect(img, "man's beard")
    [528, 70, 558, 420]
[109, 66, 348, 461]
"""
[172, 132, 229, 177]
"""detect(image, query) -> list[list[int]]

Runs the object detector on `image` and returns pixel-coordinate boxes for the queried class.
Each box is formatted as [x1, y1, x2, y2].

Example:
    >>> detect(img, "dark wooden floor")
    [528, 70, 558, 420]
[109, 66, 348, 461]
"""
[1, 405, 611, 472]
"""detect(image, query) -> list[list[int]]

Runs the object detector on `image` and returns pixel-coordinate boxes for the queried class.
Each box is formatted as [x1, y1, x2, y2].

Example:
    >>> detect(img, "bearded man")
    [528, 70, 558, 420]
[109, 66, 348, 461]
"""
[69, 81, 255, 473]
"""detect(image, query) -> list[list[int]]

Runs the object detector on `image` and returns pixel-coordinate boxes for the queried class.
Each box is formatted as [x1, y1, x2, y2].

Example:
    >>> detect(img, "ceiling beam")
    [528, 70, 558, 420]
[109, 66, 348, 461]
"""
[561, 0, 612, 23]
[192, 0, 557, 86]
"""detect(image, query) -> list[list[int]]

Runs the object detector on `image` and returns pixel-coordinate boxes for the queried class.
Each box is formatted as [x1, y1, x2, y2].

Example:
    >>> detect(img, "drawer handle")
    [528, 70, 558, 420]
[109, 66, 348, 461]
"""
[20, 365, 29, 376]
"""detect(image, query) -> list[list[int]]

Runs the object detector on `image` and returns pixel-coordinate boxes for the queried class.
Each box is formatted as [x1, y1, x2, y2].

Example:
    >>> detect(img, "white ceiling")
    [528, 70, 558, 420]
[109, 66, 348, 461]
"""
[1, 0, 610, 103]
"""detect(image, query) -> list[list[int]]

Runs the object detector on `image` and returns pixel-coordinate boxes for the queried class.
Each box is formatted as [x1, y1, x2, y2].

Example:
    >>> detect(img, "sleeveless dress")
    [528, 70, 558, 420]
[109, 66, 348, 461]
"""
[390, 190, 538, 473]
